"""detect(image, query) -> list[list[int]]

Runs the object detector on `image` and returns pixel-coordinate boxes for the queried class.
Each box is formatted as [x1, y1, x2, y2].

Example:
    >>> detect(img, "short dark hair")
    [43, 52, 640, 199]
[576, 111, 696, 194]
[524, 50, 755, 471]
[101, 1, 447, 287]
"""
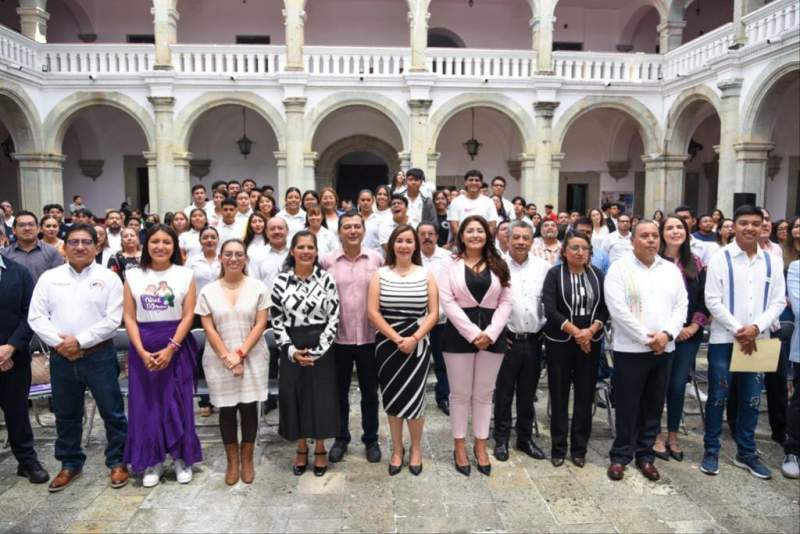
[406, 168, 425, 181]
[72, 195, 81, 201]
[733, 204, 764, 222]
[211, 180, 227, 191]
[191, 184, 206, 193]
[390, 194, 408, 207]
[64, 223, 97, 244]
[243, 178, 256, 186]
[228, 180, 241, 187]
[417, 221, 438, 235]
[73, 208, 94, 219]
[13, 210, 38, 226]
[337, 209, 364, 232]
[106, 209, 121, 218]
[526, 203, 536, 209]
[221, 198, 237, 209]
[609, 202, 621, 210]
[491, 176, 506, 186]
[512, 196, 525, 205]
[544, 204, 554, 209]
[464, 169, 483, 181]
[45, 203, 64, 213]
[698, 213, 713, 222]
[574, 217, 592, 228]
[285, 187, 301, 200]
[236, 190, 250, 199]
[674, 204, 696, 218]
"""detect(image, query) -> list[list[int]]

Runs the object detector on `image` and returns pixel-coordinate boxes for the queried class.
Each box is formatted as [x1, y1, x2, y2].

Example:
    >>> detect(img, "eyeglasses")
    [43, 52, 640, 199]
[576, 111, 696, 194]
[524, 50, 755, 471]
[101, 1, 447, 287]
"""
[221, 252, 246, 259]
[567, 245, 591, 253]
[66, 239, 95, 247]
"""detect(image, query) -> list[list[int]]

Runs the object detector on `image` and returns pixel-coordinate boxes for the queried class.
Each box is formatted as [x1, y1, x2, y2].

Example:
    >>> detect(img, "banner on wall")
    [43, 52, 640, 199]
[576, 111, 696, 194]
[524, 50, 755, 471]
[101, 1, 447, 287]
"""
[601, 191, 634, 215]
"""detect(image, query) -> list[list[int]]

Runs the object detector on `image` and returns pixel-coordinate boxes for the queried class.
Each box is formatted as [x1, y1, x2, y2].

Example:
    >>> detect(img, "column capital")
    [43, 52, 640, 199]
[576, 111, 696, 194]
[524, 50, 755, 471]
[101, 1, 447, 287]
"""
[518, 153, 536, 166]
[533, 101, 559, 118]
[142, 151, 158, 165]
[282, 97, 307, 112]
[656, 20, 687, 33]
[173, 152, 193, 166]
[407, 99, 433, 112]
[551, 152, 565, 168]
[303, 152, 318, 166]
[148, 96, 175, 110]
[717, 78, 744, 98]
[13, 153, 66, 167]
[733, 141, 775, 160]
[530, 14, 556, 29]
[642, 154, 688, 168]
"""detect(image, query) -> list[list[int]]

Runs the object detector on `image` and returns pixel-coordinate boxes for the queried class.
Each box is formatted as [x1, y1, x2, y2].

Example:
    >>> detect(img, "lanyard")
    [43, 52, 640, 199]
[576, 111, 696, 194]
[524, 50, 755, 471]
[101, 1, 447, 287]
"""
[724, 249, 772, 315]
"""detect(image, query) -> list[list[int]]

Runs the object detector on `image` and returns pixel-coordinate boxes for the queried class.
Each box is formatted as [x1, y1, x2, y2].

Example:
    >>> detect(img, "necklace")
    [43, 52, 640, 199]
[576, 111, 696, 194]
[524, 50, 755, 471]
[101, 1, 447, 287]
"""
[220, 278, 245, 290]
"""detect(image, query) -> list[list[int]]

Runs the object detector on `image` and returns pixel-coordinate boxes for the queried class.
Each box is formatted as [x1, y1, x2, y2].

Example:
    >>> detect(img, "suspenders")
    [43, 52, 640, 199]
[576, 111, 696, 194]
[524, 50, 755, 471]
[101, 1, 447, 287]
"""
[724, 249, 772, 314]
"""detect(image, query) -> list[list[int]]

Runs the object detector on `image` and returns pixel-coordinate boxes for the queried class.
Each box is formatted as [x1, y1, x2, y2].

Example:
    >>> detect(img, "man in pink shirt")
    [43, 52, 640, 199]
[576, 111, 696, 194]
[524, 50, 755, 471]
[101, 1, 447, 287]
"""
[320, 210, 384, 464]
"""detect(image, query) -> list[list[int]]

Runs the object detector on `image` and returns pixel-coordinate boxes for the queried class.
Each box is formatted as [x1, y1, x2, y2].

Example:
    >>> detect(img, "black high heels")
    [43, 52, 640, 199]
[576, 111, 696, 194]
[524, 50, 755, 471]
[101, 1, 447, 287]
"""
[453, 451, 471, 477]
[293, 449, 308, 476]
[389, 447, 405, 476]
[475, 451, 491, 476]
[408, 446, 422, 476]
[313, 451, 328, 477]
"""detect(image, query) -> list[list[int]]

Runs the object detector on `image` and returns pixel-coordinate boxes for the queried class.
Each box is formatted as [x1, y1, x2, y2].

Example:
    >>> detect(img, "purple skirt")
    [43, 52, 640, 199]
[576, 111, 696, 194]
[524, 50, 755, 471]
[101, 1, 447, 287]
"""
[123, 320, 203, 472]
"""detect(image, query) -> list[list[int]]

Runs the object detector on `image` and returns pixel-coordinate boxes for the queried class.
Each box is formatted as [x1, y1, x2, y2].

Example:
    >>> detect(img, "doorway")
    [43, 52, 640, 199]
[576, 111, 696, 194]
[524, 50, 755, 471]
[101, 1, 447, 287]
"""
[335, 152, 389, 203]
[566, 183, 588, 214]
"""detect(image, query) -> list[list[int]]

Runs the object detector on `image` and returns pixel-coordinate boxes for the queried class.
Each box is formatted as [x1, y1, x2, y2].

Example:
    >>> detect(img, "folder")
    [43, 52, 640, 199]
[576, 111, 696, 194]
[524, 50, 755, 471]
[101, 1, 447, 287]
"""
[729, 338, 781, 373]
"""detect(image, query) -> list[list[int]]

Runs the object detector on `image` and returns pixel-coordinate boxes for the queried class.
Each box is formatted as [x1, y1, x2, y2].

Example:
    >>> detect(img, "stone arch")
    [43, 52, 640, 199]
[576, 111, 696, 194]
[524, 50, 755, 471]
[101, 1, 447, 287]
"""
[305, 93, 409, 152]
[428, 27, 466, 48]
[315, 135, 401, 190]
[741, 59, 800, 143]
[619, 4, 661, 46]
[0, 81, 43, 153]
[43, 92, 155, 153]
[664, 85, 723, 154]
[552, 96, 662, 156]
[428, 93, 535, 153]
[61, 0, 96, 38]
[174, 91, 287, 152]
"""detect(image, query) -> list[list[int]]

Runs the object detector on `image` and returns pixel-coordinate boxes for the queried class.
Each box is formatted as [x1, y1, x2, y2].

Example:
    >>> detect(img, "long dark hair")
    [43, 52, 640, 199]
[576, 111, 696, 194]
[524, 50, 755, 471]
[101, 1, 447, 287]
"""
[188, 208, 208, 232]
[243, 211, 268, 250]
[385, 224, 422, 267]
[658, 215, 697, 280]
[282, 230, 320, 272]
[139, 224, 183, 269]
[455, 215, 510, 287]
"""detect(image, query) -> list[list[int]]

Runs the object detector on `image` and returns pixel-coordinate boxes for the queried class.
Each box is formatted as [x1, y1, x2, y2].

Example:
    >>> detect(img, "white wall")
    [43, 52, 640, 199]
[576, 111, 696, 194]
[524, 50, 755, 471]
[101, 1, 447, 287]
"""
[312, 106, 403, 154]
[766, 81, 799, 219]
[48, 0, 152, 43]
[306, 0, 408, 47]
[429, 0, 532, 49]
[179, 0, 285, 44]
[188, 105, 279, 190]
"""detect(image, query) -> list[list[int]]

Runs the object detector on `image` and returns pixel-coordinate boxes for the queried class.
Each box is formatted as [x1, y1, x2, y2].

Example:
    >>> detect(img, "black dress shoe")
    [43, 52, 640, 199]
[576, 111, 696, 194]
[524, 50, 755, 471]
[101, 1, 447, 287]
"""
[292, 450, 308, 476]
[365, 442, 382, 463]
[453, 451, 470, 477]
[474, 452, 491, 476]
[571, 456, 586, 468]
[516, 439, 546, 460]
[494, 442, 509, 462]
[389, 447, 404, 476]
[669, 448, 684, 462]
[654, 446, 670, 462]
[17, 462, 50, 484]
[313, 452, 328, 477]
[551, 457, 565, 467]
[328, 440, 348, 463]
[437, 400, 450, 415]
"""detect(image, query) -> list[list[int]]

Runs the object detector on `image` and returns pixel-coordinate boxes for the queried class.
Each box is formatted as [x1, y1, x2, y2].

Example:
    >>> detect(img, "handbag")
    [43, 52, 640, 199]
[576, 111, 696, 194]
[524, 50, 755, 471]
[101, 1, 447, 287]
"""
[285, 324, 326, 351]
[30, 350, 50, 385]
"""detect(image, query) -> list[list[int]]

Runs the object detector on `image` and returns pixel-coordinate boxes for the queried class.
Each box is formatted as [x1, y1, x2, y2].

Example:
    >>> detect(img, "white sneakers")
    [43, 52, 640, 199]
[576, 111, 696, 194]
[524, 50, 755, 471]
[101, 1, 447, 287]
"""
[175, 460, 193, 484]
[142, 463, 164, 488]
[685, 383, 708, 402]
[781, 454, 800, 479]
[141, 460, 193, 487]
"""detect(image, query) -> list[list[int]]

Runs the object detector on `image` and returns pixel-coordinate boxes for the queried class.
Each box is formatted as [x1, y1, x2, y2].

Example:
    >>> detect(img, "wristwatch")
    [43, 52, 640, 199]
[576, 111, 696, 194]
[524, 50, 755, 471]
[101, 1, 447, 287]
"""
[661, 330, 674, 342]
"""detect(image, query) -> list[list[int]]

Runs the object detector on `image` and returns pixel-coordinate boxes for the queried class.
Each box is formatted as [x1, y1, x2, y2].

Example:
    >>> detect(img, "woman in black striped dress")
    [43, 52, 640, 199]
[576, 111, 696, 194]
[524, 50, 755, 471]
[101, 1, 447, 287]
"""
[368, 224, 439, 476]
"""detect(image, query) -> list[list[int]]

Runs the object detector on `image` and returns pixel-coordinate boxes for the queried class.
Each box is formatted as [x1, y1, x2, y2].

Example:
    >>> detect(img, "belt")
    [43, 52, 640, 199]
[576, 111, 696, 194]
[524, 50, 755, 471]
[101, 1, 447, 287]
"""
[507, 331, 540, 341]
[51, 338, 113, 359]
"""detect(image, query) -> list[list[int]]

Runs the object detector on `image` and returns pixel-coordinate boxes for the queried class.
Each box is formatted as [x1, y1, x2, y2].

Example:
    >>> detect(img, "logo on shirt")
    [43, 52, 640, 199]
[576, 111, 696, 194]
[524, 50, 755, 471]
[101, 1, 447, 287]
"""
[140, 281, 176, 311]
[90, 280, 105, 290]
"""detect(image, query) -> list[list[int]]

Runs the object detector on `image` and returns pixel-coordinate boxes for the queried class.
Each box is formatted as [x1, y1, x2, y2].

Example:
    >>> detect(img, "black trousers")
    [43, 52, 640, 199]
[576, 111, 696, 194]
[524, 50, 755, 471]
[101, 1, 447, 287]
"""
[334, 343, 379, 445]
[547, 339, 599, 459]
[785, 363, 800, 456]
[429, 324, 450, 404]
[727, 335, 788, 441]
[0, 360, 38, 467]
[493, 333, 542, 443]
[609, 351, 672, 466]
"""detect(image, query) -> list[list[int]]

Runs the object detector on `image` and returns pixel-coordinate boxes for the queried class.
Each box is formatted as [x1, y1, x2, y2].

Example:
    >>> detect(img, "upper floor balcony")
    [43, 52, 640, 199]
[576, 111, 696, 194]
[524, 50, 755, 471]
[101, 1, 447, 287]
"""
[0, 0, 797, 86]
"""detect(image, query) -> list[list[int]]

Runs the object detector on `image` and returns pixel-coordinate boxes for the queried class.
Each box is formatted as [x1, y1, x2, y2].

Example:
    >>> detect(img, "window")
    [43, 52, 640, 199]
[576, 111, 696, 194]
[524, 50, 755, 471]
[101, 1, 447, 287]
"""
[127, 34, 155, 44]
[553, 42, 583, 51]
[236, 35, 271, 45]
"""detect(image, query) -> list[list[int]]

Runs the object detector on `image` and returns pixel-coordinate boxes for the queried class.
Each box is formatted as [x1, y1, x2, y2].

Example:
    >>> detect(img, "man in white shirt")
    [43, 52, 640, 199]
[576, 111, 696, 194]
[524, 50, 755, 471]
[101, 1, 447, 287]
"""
[448, 170, 499, 237]
[234, 190, 253, 233]
[604, 220, 687, 483]
[531, 219, 561, 265]
[378, 195, 410, 251]
[701, 205, 786, 480]
[404, 168, 436, 228]
[183, 184, 214, 221]
[27, 224, 129, 492]
[493, 221, 549, 462]
[217, 199, 242, 243]
[418, 222, 451, 414]
[104, 210, 123, 254]
[602, 213, 634, 264]
[490, 176, 515, 217]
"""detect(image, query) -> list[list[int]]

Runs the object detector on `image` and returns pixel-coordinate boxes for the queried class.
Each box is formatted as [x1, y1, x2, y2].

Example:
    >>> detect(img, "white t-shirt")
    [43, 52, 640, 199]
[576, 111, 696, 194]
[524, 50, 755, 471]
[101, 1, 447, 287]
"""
[314, 226, 340, 258]
[447, 194, 499, 225]
[126, 264, 193, 323]
[179, 229, 202, 259]
[185, 254, 220, 297]
[276, 209, 307, 240]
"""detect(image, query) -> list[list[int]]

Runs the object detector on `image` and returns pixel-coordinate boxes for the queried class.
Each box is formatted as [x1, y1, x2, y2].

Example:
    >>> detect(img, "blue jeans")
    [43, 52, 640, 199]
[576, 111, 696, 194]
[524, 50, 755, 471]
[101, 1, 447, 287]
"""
[663, 336, 702, 432]
[50, 345, 127, 471]
[703, 343, 762, 460]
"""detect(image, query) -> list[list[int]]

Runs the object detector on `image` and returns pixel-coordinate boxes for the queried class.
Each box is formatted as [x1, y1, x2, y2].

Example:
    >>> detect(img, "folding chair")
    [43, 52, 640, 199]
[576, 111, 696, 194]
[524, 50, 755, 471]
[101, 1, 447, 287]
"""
[190, 328, 218, 429]
[257, 328, 279, 459]
[85, 328, 130, 447]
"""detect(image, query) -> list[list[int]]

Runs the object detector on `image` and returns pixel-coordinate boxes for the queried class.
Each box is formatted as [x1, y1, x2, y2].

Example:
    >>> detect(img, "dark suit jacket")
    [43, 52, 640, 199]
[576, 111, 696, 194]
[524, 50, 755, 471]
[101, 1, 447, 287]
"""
[0, 256, 35, 364]
[542, 263, 608, 343]
[605, 217, 616, 233]
[420, 196, 437, 225]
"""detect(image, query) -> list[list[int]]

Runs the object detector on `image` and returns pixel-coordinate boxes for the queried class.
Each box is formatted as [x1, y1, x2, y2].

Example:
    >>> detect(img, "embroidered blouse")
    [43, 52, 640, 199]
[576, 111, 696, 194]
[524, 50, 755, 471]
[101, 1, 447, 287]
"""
[270, 266, 340, 362]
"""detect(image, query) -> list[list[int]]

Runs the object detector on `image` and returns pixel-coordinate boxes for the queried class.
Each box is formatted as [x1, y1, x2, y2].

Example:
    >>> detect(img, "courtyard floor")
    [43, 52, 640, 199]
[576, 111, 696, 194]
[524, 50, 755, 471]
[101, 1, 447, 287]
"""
[0, 360, 798, 534]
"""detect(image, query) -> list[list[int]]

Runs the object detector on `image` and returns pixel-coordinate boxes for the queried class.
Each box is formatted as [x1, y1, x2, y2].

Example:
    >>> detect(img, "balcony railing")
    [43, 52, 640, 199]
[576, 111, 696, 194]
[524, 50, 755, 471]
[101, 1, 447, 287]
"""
[305, 46, 408, 76]
[0, 25, 37, 70]
[553, 51, 663, 82]
[426, 48, 537, 79]
[172, 45, 284, 75]
[744, 0, 800, 44]
[663, 23, 735, 78]
[42, 44, 154, 74]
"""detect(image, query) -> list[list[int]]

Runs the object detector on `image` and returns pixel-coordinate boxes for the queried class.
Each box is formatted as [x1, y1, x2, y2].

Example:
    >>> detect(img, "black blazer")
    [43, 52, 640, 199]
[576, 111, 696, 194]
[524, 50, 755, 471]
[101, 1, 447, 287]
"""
[542, 263, 608, 343]
[605, 217, 616, 233]
[0, 256, 34, 364]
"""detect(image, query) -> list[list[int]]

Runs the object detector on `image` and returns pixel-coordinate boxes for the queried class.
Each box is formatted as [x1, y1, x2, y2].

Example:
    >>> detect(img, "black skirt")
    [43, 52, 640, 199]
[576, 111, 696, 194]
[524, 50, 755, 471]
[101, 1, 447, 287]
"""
[278, 326, 339, 441]
[442, 307, 506, 353]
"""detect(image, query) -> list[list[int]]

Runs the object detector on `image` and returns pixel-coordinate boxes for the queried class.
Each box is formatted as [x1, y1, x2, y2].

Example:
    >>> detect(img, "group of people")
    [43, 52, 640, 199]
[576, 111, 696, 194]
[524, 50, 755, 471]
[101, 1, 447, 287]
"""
[0, 168, 798, 496]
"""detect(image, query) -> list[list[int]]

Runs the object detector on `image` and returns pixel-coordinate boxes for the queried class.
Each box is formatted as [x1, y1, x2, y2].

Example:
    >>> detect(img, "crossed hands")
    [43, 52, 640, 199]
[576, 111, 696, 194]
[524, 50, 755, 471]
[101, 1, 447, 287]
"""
[395, 336, 419, 355]
[294, 349, 314, 367]
[0, 344, 14, 372]
[734, 325, 760, 355]
[473, 332, 492, 351]
[56, 334, 82, 361]
[141, 345, 176, 371]
[646, 331, 669, 355]
[223, 351, 245, 377]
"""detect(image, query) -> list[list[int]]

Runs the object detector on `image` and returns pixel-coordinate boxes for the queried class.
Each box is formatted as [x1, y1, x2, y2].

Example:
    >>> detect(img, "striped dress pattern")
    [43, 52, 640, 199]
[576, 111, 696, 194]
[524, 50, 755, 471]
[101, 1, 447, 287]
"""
[375, 266, 432, 419]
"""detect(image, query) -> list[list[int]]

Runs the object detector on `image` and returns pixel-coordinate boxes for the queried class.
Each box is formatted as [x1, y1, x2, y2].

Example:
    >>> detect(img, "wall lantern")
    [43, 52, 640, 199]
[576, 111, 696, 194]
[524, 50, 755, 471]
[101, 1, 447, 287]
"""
[237, 107, 253, 159]
[463, 108, 482, 160]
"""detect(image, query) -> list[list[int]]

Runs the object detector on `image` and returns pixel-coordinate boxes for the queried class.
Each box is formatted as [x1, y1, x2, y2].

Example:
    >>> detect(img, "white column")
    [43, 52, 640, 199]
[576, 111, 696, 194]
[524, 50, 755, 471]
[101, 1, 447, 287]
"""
[283, 0, 306, 72]
[519, 154, 536, 203]
[716, 78, 743, 216]
[531, 11, 556, 74]
[408, 99, 432, 171]
[426, 152, 440, 184]
[17, 0, 49, 43]
[531, 101, 559, 208]
[151, 0, 179, 69]
[657, 20, 686, 53]
[143, 151, 159, 213]
[303, 152, 317, 190]
[734, 142, 774, 206]
[148, 96, 187, 215]
[643, 154, 687, 215]
[14, 153, 65, 211]
[732, 0, 766, 46]
[282, 97, 308, 193]
[408, 0, 430, 72]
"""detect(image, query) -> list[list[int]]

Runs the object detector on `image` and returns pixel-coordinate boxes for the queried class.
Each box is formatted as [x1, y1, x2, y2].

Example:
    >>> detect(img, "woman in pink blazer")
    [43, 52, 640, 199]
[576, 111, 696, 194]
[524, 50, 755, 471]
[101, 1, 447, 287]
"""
[440, 215, 513, 477]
